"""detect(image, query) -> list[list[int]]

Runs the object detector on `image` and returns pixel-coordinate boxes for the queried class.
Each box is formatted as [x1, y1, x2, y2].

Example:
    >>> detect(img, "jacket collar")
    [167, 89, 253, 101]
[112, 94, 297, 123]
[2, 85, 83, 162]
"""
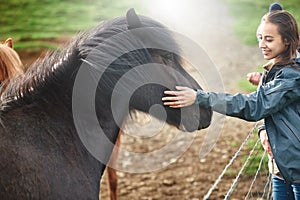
[262, 58, 300, 84]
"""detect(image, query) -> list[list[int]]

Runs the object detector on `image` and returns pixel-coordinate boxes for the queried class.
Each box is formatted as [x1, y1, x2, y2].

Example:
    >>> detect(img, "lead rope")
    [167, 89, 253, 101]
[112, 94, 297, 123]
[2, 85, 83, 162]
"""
[203, 122, 259, 200]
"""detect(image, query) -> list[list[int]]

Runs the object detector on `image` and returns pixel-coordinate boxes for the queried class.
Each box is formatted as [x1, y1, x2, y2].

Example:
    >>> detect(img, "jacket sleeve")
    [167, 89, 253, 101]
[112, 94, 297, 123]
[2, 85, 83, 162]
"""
[196, 68, 300, 121]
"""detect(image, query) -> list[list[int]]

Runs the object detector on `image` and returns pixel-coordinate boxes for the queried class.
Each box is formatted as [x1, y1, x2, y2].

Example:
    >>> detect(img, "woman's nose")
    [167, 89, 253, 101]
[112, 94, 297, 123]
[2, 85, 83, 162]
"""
[259, 39, 266, 48]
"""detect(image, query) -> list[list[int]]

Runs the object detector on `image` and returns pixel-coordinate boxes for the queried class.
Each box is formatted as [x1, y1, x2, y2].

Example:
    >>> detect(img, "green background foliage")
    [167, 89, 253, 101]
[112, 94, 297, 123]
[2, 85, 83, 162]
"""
[0, 0, 143, 49]
[221, 0, 300, 45]
[1, 0, 299, 51]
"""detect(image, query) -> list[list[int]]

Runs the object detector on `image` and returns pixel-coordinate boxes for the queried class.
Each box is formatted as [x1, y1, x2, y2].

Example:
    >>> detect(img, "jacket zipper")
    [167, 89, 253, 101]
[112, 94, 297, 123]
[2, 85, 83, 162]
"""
[281, 119, 300, 143]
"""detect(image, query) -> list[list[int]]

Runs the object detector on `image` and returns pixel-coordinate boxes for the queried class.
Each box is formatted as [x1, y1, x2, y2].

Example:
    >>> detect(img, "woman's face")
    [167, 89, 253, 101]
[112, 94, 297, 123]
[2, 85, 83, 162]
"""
[257, 21, 288, 61]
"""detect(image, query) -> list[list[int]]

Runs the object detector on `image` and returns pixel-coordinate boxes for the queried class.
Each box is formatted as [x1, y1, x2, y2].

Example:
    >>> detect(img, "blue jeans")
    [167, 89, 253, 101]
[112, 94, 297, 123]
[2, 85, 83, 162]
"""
[273, 176, 300, 200]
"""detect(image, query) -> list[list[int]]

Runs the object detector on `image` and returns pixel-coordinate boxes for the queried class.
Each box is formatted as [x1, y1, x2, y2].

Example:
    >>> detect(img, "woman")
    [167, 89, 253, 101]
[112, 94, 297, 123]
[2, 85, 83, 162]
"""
[248, 70, 298, 199]
[0, 38, 24, 89]
[162, 10, 300, 199]
[247, 4, 299, 199]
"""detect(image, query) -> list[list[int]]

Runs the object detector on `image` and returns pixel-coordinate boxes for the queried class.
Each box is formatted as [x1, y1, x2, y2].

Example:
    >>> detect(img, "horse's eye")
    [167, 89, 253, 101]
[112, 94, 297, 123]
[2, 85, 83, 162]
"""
[162, 53, 173, 61]
[160, 53, 174, 65]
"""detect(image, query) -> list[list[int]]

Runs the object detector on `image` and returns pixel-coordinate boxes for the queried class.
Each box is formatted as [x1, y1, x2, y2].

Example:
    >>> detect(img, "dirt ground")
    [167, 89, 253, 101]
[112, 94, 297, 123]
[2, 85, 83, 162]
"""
[16, 0, 269, 199]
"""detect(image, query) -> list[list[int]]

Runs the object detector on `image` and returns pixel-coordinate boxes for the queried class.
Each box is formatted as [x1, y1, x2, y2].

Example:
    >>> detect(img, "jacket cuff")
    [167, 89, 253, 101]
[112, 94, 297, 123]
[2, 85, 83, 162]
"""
[196, 89, 210, 106]
[257, 124, 265, 137]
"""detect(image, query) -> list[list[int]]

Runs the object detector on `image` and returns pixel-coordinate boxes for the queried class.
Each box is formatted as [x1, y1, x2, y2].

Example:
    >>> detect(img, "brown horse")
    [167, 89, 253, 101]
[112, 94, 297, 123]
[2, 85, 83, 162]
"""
[106, 131, 121, 200]
[0, 9, 212, 199]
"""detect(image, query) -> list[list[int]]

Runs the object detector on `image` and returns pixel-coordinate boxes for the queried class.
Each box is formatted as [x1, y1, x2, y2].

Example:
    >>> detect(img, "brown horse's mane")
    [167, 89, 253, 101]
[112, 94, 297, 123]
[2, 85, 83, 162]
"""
[0, 42, 24, 90]
[0, 40, 78, 112]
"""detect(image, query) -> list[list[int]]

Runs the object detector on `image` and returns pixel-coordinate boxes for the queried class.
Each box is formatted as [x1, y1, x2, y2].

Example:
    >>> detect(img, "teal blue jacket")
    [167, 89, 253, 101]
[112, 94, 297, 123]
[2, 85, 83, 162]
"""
[196, 58, 300, 183]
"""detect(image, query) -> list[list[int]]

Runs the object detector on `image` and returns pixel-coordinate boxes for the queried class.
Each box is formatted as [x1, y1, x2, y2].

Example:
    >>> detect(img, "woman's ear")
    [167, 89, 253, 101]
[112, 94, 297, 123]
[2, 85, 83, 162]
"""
[4, 38, 13, 48]
[284, 38, 290, 46]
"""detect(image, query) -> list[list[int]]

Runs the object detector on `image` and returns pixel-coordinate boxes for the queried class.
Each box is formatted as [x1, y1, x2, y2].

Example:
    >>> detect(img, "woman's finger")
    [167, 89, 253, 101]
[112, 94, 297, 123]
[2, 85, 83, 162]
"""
[162, 96, 179, 101]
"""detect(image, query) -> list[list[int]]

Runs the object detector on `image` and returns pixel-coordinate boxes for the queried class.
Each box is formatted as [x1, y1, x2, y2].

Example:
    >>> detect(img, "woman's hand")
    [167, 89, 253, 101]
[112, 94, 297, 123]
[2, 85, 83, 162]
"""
[162, 86, 197, 108]
[247, 72, 262, 86]
[259, 129, 273, 158]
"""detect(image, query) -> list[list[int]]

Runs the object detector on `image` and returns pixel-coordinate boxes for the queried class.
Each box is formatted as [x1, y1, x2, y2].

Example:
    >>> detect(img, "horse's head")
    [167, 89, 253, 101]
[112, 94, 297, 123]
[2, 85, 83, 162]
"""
[125, 9, 212, 131]
[86, 9, 212, 132]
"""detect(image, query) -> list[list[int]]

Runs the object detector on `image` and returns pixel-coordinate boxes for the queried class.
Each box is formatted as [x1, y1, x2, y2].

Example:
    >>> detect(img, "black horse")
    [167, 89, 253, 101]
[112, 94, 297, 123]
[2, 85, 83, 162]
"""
[0, 9, 212, 199]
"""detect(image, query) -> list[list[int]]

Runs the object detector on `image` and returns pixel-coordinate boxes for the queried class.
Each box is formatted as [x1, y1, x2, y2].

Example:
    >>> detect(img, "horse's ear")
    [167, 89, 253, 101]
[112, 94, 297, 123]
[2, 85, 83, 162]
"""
[4, 38, 13, 49]
[126, 8, 142, 29]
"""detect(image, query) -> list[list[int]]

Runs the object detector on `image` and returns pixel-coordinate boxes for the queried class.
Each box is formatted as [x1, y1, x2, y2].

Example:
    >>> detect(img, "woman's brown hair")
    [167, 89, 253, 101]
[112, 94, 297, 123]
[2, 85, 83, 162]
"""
[262, 10, 299, 67]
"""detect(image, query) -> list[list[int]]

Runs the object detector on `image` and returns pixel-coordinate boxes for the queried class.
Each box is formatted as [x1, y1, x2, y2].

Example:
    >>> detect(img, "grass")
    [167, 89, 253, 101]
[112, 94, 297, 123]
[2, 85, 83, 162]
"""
[243, 137, 268, 175]
[0, 0, 143, 50]
[237, 65, 263, 92]
[237, 79, 258, 93]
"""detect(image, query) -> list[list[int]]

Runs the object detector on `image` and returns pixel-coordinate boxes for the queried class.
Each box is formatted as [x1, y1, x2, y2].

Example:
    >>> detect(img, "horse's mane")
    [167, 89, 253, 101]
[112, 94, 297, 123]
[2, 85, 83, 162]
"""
[0, 43, 24, 86]
[0, 12, 181, 113]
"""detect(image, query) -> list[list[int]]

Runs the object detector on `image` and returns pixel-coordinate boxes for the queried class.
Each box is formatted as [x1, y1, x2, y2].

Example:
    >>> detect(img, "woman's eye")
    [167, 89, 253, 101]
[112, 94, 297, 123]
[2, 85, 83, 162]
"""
[256, 37, 273, 43]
